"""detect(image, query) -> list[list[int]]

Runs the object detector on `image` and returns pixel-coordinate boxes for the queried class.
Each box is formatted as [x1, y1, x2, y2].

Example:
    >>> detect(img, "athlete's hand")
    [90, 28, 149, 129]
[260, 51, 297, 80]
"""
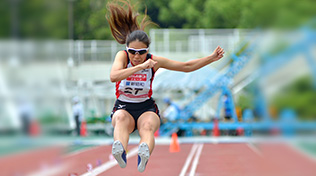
[140, 59, 157, 69]
[211, 46, 225, 61]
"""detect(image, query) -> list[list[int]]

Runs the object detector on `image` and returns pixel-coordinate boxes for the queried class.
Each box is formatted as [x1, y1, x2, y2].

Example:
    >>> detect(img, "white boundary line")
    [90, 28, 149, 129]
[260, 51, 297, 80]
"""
[189, 144, 204, 176]
[246, 143, 263, 157]
[80, 146, 138, 176]
[179, 144, 198, 176]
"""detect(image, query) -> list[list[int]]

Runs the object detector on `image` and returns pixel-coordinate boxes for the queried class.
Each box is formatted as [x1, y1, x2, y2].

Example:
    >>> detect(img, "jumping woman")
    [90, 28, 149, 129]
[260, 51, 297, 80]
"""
[106, 0, 224, 172]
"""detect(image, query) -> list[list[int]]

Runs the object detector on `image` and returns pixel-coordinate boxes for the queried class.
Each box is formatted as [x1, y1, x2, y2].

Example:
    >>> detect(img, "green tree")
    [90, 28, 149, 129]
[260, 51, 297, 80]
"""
[15, 0, 69, 39]
[74, 0, 108, 39]
[138, 0, 173, 28]
[1, 0, 316, 39]
[0, 0, 11, 38]
[272, 76, 316, 120]
[142, 0, 316, 29]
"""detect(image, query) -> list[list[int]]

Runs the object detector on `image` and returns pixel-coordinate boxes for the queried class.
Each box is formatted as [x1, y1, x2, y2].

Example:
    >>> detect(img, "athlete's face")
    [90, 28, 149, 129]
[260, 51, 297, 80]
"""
[127, 41, 149, 66]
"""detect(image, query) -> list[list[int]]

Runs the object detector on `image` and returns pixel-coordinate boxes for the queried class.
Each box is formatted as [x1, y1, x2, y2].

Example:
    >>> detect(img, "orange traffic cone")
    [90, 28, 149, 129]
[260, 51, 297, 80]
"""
[169, 133, 180, 153]
[29, 120, 40, 136]
[80, 121, 87, 137]
[213, 119, 220, 137]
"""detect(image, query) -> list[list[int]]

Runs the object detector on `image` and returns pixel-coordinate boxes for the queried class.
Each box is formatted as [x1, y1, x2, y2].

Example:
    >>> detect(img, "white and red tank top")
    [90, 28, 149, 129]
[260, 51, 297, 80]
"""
[115, 51, 155, 103]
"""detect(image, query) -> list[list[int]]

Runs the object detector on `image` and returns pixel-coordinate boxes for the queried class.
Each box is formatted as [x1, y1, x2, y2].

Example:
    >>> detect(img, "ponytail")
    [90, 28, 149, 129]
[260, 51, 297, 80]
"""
[106, 0, 153, 45]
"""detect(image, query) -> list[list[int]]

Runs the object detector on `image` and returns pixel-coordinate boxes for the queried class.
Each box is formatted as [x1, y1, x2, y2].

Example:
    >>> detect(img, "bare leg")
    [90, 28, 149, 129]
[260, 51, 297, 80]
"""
[137, 112, 160, 154]
[112, 110, 135, 151]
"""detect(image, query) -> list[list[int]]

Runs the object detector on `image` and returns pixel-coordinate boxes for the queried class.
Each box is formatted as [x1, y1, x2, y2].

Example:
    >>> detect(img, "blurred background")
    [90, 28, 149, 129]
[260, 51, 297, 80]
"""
[0, 0, 316, 159]
[1, 0, 316, 175]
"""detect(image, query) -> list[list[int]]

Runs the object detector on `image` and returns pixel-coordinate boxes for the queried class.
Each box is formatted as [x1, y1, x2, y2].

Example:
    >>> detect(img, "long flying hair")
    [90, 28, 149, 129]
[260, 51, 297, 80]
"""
[106, 0, 153, 45]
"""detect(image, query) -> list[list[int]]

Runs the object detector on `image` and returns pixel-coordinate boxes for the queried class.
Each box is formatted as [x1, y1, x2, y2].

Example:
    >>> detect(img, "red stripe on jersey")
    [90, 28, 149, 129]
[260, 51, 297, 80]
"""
[115, 81, 121, 99]
[151, 54, 156, 73]
[115, 51, 129, 99]
[148, 69, 155, 98]
[148, 54, 155, 98]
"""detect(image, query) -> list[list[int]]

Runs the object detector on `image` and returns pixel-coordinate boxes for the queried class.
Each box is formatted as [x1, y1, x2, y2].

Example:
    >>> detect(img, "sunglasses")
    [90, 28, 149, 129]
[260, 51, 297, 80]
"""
[126, 47, 149, 55]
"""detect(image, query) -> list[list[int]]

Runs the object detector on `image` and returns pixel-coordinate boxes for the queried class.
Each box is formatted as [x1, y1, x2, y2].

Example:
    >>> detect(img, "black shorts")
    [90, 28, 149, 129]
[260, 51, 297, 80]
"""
[111, 98, 160, 131]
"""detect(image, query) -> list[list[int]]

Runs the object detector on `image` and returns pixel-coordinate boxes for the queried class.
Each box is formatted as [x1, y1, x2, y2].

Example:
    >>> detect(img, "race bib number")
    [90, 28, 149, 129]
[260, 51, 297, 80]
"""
[123, 87, 144, 95]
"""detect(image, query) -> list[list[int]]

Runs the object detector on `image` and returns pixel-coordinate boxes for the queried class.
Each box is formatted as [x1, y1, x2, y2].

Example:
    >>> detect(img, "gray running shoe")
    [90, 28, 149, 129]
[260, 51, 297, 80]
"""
[137, 142, 150, 172]
[112, 140, 127, 168]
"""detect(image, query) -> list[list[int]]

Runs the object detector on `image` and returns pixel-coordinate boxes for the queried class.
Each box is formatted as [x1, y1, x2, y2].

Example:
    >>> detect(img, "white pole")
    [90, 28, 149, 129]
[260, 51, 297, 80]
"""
[0, 64, 20, 128]
[91, 40, 97, 61]
[149, 29, 156, 53]
[164, 29, 170, 54]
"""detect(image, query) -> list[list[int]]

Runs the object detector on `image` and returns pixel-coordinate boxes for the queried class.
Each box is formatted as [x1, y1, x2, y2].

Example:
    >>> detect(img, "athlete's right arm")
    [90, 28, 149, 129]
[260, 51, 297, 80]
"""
[110, 51, 145, 82]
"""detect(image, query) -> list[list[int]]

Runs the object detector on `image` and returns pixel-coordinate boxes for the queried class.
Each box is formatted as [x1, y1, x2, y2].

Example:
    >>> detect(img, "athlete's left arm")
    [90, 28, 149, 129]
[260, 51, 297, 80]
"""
[154, 46, 224, 72]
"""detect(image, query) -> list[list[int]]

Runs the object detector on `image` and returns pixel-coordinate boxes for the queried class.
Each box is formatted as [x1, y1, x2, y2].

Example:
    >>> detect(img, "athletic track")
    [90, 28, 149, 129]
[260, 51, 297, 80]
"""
[1, 139, 315, 176]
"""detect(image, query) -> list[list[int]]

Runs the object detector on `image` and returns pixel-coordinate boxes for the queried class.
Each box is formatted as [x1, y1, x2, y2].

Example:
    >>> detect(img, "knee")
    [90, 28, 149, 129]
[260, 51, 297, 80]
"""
[113, 112, 130, 125]
[139, 121, 155, 132]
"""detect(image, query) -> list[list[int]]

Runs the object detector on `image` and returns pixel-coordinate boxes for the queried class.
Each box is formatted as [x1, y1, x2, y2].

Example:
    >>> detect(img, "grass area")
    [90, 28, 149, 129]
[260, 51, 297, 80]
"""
[298, 141, 316, 157]
[65, 144, 96, 154]
[0, 139, 45, 157]
[0, 135, 107, 157]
